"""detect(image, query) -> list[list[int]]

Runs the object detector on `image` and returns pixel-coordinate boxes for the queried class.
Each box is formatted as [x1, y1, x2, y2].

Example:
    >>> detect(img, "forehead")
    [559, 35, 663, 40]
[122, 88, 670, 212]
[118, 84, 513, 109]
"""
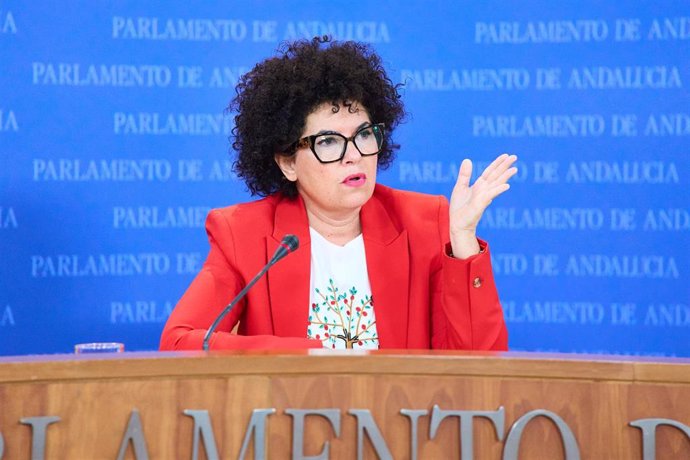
[303, 102, 371, 134]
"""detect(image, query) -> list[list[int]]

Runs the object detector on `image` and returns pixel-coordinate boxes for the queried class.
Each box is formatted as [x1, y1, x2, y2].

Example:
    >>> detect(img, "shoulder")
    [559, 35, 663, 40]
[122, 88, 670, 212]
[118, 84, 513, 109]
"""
[206, 194, 282, 241]
[211, 194, 279, 223]
[368, 184, 449, 255]
[372, 183, 448, 224]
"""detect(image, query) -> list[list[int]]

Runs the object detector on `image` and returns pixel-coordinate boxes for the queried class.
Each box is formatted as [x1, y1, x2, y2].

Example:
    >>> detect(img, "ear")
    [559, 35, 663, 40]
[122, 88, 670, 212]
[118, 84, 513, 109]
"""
[274, 153, 297, 182]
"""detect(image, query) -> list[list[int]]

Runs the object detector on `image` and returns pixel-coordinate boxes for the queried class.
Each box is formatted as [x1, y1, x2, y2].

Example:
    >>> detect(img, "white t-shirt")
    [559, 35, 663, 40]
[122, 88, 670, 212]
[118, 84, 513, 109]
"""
[306, 228, 379, 349]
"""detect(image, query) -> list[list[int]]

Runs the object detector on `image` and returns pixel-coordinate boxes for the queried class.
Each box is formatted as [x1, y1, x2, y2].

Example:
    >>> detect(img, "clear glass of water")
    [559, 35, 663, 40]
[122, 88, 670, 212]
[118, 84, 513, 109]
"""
[74, 342, 125, 354]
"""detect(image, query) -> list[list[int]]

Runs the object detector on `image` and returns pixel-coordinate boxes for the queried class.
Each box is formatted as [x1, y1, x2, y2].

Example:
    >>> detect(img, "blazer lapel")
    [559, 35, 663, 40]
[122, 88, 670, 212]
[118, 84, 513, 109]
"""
[266, 195, 312, 337]
[361, 192, 410, 348]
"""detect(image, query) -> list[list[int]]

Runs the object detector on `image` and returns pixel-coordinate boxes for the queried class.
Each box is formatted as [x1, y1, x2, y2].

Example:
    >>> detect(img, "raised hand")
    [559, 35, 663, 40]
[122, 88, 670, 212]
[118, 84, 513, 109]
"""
[449, 153, 518, 259]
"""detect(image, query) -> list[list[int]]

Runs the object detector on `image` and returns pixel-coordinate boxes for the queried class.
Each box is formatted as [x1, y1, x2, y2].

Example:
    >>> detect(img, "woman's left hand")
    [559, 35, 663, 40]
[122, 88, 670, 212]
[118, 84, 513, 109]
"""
[449, 153, 518, 259]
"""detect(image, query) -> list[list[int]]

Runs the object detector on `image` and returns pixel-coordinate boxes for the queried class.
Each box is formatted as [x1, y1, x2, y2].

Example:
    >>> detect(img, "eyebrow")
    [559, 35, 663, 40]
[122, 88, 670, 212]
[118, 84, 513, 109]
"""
[313, 122, 371, 137]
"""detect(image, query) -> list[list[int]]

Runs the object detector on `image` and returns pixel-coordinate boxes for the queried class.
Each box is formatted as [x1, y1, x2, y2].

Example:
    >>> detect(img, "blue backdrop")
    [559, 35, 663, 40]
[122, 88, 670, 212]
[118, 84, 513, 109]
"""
[1, 1, 688, 356]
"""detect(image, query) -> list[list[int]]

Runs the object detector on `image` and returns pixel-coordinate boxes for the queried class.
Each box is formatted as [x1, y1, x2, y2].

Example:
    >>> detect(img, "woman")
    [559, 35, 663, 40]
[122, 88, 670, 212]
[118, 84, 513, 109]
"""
[160, 37, 517, 351]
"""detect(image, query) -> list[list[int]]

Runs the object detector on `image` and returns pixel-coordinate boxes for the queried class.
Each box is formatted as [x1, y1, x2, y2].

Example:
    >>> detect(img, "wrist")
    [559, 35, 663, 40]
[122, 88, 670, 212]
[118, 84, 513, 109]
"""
[449, 230, 480, 259]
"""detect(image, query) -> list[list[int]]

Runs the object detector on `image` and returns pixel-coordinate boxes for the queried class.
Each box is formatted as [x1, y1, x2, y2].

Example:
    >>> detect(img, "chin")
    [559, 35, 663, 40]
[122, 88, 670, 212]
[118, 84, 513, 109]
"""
[343, 184, 375, 209]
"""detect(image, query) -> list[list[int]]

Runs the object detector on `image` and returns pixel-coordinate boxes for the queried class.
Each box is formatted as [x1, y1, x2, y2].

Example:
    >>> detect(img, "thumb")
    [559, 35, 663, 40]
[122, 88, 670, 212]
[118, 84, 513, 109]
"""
[455, 158, 473, 190]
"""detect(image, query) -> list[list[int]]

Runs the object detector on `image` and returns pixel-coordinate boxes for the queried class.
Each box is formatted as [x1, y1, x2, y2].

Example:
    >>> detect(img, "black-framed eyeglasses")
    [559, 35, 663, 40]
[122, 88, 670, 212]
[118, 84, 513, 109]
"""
[292, 123, 385, 164]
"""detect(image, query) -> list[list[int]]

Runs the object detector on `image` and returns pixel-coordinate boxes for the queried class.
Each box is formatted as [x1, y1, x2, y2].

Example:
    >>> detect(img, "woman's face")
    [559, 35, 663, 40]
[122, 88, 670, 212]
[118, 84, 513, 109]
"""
[275, 102, 379, 219]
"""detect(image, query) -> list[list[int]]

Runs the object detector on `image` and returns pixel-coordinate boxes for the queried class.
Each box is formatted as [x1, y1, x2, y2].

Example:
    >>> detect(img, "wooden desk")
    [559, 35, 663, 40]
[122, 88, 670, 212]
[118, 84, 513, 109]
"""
[1, 351, 689, 459]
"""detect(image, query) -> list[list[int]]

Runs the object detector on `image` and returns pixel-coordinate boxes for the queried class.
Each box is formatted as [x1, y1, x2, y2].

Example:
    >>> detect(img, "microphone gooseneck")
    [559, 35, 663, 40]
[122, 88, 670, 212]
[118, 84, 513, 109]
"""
[201, 234, 299, 351]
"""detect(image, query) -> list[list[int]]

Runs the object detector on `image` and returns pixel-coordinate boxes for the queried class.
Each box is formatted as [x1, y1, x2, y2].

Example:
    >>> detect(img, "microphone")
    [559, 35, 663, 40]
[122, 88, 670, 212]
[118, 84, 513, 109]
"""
[202, 234, 299, 351]
[268, 234, 299, 265]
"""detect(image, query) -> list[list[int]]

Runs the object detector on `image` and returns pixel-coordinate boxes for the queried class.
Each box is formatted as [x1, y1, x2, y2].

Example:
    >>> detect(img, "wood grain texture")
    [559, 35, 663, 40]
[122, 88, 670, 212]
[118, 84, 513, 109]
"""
[0, 351, 688, 459]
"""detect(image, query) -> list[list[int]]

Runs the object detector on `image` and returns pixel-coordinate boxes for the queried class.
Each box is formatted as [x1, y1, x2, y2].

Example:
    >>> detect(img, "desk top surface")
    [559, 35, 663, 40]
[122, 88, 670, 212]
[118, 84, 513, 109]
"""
[1, 350, 689, 384]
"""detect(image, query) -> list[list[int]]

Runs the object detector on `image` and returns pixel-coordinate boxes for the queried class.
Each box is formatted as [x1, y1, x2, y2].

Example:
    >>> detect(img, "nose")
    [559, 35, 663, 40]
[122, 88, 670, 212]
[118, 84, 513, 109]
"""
[341, 139, 361, 164]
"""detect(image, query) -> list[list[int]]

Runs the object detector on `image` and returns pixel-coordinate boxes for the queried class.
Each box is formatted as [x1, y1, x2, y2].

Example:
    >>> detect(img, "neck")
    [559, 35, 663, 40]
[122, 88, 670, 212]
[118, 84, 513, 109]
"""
[305, 205, 361, 246]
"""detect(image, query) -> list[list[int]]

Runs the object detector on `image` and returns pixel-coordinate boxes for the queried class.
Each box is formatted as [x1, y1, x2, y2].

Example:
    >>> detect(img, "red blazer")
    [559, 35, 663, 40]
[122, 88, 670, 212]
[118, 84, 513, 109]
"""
[160, 184, 508, 351]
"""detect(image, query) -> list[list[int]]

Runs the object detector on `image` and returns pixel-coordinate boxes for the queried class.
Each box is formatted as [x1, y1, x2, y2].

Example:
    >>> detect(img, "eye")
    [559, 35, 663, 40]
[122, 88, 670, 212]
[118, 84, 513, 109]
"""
[315, 135, 339, 146]
[356, 126, 373, 140]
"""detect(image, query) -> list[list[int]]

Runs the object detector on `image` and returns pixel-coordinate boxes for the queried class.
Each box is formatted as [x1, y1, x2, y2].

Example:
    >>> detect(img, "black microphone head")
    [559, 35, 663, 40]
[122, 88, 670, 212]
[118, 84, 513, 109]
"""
[268, 234, 300, 266]
[282, 234, 299, 252]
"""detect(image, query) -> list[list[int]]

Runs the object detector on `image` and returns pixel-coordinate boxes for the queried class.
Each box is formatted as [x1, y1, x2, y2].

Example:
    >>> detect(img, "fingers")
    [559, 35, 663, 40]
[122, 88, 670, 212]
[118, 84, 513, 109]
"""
[482, 153, 518, 183]
[476, 169, 515, 203]
[479, 181, 510, 205]
[468, 158, 517, 207]
[495, 165, 519, 185]
[479, 153, 510, 180]
[487, 182, 511, 201]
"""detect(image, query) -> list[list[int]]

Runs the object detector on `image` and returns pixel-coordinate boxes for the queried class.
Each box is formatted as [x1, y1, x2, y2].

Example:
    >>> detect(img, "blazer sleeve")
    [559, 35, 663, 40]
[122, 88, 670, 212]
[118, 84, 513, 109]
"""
[429, 197, 509, 351]
[159, 210, 321, 351]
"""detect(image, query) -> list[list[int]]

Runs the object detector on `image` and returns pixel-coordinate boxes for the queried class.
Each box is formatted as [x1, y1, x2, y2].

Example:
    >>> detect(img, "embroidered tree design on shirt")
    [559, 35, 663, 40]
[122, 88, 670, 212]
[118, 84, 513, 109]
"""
[307, 278, 378, 349]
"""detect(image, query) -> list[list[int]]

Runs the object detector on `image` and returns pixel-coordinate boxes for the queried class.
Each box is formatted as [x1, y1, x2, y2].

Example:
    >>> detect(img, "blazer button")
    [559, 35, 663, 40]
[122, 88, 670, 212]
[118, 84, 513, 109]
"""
[473, 277, 482, 288]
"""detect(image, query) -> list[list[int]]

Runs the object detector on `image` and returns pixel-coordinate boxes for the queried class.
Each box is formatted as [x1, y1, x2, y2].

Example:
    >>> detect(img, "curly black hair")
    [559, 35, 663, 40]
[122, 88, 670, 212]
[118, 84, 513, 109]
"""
[229, 36, 406, 198]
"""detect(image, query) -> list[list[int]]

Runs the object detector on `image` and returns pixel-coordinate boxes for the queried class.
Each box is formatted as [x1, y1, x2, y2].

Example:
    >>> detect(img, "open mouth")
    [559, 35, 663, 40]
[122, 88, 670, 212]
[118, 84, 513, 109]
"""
[343, 174, 366, 186]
